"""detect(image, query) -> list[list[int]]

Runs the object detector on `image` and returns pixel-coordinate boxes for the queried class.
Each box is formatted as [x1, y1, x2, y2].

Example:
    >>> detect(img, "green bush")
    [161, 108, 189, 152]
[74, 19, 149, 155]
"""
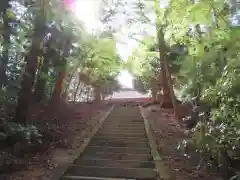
[178, 61, 240, 179]
[0, 122, 42, 145]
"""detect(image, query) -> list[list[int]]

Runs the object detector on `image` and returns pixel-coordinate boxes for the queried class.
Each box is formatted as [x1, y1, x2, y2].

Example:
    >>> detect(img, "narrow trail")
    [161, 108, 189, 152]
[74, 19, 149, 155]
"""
[58, 104, 159, 180]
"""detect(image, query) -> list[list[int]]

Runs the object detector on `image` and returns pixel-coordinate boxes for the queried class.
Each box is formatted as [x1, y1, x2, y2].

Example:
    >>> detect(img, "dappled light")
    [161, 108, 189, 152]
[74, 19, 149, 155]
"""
[112, 90, 149, 99]
[0, 0, 240, 180]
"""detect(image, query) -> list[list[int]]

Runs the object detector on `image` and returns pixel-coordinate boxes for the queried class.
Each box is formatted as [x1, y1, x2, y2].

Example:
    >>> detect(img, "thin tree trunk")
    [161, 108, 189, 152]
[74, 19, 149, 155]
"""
[51, 38, 71, 105]
[151, 87, 157, 102]
[86, 87, 90, 102]
[73, 79, 81, 103]
[51, 62, 66, 104]
[150, 78, 157, 102]
[154, 0, 173, 108]
[158, 48, 173, 108]
[164, 54, 177, 110]
[77, 84, 83, 102]
[94, 85, 101, 103]
[64, 65, 80, 94]
[33, 55, 50, 102]
[101, 86, 106, 101]
[0, 1, 10, 87]
[63, 49, 92, 94]
[33, 35, 56, 102]
[65, 66, 85, 96]
[14, 5, 46, 124]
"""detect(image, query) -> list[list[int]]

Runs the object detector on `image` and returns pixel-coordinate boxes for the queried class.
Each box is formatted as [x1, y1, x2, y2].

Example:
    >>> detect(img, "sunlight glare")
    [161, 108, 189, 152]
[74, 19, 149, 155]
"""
[118, 70, 133, 89]
[73, 0, 99, 30]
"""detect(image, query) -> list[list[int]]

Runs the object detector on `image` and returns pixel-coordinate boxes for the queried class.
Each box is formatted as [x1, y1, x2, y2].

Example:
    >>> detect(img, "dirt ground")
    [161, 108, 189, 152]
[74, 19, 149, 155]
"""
[0, 102, 111, 180]
[142, 105, 220, 180]
[0, 101, 221, 180]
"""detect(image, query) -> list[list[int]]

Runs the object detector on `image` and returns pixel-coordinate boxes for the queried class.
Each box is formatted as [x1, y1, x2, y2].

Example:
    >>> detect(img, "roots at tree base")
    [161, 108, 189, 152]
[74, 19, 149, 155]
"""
[142, 100, 159, 107]
[160, 94, 174, 108]
[142, 94, 182, 110]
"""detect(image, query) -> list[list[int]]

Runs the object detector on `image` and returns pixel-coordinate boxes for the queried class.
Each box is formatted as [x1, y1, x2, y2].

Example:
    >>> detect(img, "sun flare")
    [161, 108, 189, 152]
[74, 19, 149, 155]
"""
[73, 0, 99, 30]
[118, 70, 133, 89]
[71, 1, 134, 89]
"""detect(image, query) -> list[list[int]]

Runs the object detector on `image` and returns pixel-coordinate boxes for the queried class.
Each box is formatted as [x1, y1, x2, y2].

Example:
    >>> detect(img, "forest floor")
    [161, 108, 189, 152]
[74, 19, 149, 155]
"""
[0, 100, 222, 180]
[142, 105, 220, 180]
[0, 101, 111, 180]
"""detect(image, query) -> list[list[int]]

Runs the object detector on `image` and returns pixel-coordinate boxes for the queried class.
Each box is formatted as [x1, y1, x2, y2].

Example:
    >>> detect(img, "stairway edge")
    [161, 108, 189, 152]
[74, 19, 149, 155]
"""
[51, 105, 115, 180]
[139, 106, 172, 180]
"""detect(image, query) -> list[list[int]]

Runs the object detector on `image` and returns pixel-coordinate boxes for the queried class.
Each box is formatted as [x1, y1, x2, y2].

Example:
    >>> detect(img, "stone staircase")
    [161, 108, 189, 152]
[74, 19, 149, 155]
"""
[60, 106, 158, 180]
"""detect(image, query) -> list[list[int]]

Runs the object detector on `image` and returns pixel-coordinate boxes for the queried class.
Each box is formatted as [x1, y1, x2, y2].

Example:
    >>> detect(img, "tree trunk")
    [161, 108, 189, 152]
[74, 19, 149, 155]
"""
[64, 65, 85, 96]
[94, 85, 101, 103]
[33, 34, 56, 102]
[51, 38, 71, 105]
[14, 7, 46, 124]
[150, 78, 157, 102]
[63, 48, 92, 94]
[154, 0, 180, 112]
[86, 87, 90, 102]
[77, 84, 83, 102]
[160, 53, 173, 106]
[158, 52, 173, 108]
[151, 87, 157, 102]
[33, 55, 50, 102]
[163, 55, 178, 112]
[73, 79, 81, 102]
[51, 62, 66, 104]
[64, 64, 80, 94]
[0, 2, 10, 87]
[154, 0, 174, 109]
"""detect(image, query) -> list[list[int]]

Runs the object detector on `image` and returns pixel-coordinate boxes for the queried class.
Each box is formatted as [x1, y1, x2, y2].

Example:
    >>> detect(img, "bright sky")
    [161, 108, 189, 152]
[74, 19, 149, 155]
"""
[72, 0, 141, 88]
[73, 0, 101, 31]
[69, 0, 240, 91]
[117, 70, 134, 89]
[73, 0, 143, 61]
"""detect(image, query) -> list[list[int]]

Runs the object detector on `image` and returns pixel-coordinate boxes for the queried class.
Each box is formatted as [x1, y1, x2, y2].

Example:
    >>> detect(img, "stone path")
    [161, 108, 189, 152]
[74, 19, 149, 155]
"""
[59, 105, 159, 180]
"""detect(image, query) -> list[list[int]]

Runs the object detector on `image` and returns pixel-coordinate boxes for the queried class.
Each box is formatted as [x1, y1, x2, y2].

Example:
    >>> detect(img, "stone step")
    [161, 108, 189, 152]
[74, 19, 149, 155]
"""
[100, 128, 145, 131]
[89, 140, 149, 148]
[92, 136, 148, 142]
[65, 166, 157, 179]
[77, 152, 153, 161]
[104, 120, 143, 122]
[105, 118, 143, 121]
[100, 122, 144, 128]
[85, 146, 151, 154]
[100, 126, 145, 129]
[105, 120, 144, 123]
[101, 127, 145, 131]
[96, 132, 147, 138]
[98, 129, 146, 134]
[61, 175, 136, 180]
[101, 124, 145, 127]
[107, 119, 141, 121]
[59, 107, 158, 180]
[74, 159, 155, 169]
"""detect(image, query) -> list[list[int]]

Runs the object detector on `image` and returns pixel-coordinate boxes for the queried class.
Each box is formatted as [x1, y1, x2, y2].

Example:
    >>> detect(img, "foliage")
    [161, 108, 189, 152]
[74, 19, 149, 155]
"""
[0, 0, 122, 118]
[126, 37, 158, 92]
[1, 0, 240, 178]
[0, 3, 123, 174]
[0, 122, 42, 144]
[166, 1, 240, 178]
[115, 0, 240, 178]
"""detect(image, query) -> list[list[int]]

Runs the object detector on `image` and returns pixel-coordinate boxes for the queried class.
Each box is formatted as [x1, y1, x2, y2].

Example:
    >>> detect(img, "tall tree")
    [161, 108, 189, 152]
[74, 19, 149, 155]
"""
[14, 0, 47, 124]
[51, 36, 72, 105]
[0, 0, 11, 87]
